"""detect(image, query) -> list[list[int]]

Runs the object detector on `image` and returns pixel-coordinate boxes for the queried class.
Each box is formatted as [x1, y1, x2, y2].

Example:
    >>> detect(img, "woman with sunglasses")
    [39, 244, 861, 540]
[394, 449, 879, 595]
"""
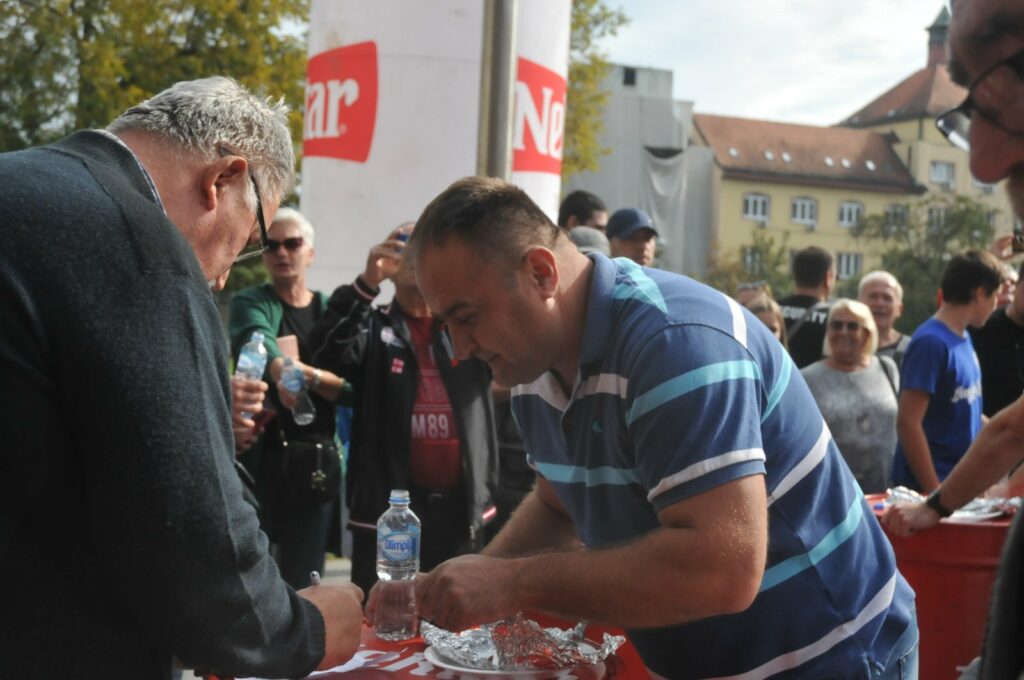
[800, 299, 900, 493]
[229, 207, 347, 589]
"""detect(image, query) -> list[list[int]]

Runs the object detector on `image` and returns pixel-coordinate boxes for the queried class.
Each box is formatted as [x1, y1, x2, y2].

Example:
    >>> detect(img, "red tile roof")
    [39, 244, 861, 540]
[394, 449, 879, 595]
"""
[693, 113, 922, 194]
[840, 65, 966, 128]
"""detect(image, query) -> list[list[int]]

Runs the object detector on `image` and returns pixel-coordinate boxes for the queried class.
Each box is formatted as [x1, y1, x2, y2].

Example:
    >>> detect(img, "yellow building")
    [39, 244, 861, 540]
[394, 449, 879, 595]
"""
[693, 114, 923, 281]
[692, 7, 1012, 282]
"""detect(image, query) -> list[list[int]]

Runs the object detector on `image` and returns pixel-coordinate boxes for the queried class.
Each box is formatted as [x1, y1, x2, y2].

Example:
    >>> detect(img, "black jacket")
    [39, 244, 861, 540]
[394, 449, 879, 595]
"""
[310, 281, 498, 542]
[0, 132, 323, 678]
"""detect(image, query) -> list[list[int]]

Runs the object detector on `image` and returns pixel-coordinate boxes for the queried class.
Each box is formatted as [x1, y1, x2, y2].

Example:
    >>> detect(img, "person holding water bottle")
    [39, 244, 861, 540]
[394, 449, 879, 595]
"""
[229, 207, 348, 589]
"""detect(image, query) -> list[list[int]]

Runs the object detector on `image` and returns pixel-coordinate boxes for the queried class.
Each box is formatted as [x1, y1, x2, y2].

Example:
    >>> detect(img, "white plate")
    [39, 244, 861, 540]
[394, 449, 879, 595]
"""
[944, 509, 1005, 524]
[423, 645, 605, 680]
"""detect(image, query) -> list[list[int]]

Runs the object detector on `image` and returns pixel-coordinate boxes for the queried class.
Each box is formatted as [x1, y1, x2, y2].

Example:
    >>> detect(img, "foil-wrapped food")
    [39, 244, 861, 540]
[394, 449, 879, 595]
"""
[881, 486, 1019, 520]
[421, 614, 624, 674]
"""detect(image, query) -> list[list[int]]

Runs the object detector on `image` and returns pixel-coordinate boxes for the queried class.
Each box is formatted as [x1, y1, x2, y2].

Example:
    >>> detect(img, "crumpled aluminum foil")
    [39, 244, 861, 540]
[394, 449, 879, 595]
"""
[882, 486, 1019, 518]
[421, 614, 624, 671]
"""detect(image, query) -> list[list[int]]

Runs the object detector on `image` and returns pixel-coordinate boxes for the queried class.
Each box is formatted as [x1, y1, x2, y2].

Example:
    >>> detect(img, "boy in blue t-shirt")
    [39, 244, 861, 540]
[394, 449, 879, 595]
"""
[893, 250, 1003, 491]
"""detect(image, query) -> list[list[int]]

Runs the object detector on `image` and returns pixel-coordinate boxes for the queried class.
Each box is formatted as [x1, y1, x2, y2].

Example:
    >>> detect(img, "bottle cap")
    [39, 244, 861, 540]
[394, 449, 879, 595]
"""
[251, 331, 265, 344]
[389, 489, 410, 504]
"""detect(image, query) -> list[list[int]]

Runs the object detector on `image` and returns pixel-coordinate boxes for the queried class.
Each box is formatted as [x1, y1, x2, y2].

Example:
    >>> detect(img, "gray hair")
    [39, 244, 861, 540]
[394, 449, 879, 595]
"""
[857, 270, 904, 302]
[107, 76, 294, 208]
[271, 206, 315, 246]
[824, 298, 879, 357]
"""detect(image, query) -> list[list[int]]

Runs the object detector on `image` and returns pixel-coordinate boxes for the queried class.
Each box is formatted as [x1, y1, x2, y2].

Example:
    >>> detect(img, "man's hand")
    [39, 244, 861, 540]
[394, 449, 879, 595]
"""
[298, 582, 365, 670]
[230, 377, 268, 454]
[416, 555, 520, 631]
[362, 224, 414, 289]
[989, 233, 1016, 261]
[880, 502, 941, 536]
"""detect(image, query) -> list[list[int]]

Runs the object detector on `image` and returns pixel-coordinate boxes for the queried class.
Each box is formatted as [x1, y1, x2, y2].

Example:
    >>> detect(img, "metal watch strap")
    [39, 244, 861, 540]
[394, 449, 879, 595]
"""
[926, 489, 954, 518]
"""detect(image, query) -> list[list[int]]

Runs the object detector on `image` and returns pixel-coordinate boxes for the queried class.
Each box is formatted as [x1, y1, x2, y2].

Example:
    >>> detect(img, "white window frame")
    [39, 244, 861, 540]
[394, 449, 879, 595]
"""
[929, 161, 955, 187]
[836, 252, 863, 281]
[791, 197, 818, 227]
[885, 204, 908, 227]
[741, 246, 763, 274]
[928, 206, 948, 231]
[838, 201, 864, 228]
[743, 193, 770, 222]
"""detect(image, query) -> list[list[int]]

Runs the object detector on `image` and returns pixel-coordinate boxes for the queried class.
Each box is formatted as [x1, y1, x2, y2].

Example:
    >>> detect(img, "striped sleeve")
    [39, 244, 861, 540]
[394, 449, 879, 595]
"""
[626, 323, 767, 511]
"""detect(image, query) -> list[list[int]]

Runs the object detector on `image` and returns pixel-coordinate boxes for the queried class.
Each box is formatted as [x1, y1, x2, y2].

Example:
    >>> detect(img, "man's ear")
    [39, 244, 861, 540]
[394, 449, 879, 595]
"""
[200, 156, 249, 211]
[522, 247, 559, 299]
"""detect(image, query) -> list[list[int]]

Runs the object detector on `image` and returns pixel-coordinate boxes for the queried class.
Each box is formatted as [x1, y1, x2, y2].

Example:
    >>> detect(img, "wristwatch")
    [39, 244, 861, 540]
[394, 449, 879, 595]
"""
[925, 488, 953, 518]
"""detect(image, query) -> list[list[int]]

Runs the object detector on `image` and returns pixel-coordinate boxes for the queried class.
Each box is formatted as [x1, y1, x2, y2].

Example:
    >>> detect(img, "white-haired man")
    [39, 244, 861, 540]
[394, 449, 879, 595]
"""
[0, 77, 362, 678]
[859, 270, 911, 367]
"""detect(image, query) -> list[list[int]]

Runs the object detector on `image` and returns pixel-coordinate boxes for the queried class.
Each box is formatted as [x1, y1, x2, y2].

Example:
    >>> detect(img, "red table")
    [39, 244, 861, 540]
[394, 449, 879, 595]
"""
[225, 617, 651, 679]
[870, 496, 1012, 680]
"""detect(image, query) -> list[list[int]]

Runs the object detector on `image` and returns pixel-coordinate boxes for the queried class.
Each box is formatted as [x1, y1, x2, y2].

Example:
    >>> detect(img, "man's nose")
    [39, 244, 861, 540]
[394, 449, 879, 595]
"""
[969, 116, 1024, 184]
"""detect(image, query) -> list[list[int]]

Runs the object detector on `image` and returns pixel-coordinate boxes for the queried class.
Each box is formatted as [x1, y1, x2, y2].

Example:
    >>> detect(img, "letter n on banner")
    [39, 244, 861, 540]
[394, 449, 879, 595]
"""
[304, 41, 379, 163]
[512, 57, 566, 175]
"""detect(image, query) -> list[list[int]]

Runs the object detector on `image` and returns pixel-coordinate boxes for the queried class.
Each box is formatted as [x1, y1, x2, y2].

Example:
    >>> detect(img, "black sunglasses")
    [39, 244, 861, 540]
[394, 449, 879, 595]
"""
[936, 47, 1024, 151]
[265, 237, 305, 252]
[828, 320, 862, 332]
[233, 173, 269, 264]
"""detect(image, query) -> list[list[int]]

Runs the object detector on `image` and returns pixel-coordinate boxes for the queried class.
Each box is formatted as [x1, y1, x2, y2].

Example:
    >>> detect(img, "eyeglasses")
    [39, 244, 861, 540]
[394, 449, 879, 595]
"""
[936, 48, 1024, 152]
[265, 237, 305, 252]
[828, 320, 862, 333]
[233, 173, 269, 264]
[737, 280, 768, 292]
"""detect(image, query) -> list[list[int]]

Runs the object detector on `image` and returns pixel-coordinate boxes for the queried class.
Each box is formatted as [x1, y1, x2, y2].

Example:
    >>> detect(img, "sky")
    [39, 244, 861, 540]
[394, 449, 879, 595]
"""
[600, 0, 951, 126]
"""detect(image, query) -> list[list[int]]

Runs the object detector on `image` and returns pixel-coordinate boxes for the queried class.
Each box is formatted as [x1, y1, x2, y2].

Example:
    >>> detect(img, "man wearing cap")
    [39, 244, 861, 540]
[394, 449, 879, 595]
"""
[607, 207, 658, 267]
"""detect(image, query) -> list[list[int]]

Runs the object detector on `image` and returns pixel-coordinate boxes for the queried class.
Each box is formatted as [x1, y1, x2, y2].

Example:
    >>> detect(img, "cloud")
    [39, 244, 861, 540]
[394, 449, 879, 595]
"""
[603, 0, 945, 125]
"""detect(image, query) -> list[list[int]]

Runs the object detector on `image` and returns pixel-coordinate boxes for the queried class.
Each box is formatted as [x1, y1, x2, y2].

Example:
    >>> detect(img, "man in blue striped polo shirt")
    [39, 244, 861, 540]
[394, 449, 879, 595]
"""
[408, 177, 917, 679]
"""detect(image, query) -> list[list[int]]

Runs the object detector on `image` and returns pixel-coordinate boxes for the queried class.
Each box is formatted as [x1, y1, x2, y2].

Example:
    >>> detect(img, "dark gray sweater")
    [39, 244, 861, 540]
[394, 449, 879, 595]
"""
[0, 132, 324, 678]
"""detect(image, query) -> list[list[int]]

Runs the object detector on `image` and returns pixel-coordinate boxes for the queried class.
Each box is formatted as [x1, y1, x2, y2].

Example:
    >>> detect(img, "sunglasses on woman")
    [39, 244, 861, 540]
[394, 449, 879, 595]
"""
[828, 320, 862, 332]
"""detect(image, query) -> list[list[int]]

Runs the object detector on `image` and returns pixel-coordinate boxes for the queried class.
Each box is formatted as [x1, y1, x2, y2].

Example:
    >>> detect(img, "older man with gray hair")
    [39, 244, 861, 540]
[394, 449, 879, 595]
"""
[0, 77, 362, 678]
[858, 270, 910, 367]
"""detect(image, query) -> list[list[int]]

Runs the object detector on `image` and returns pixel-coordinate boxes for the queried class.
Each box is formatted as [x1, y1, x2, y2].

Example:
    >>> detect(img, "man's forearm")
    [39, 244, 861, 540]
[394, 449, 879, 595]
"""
[509, 522, 759, 628]
[938, 404, 1024, 508]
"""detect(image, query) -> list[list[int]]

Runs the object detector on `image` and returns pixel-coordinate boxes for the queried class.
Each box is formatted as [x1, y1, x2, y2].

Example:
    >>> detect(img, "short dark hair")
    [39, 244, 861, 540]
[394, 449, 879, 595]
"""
[940, 249, 1004, 303]
[792, 246, 834, 288]
[557, 190, 606, 228]
[410, 176, 563, 271]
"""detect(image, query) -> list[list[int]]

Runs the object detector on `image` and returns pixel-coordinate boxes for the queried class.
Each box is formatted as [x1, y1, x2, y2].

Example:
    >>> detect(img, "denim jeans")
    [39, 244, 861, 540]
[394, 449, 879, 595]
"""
[873, 607, 919, 679]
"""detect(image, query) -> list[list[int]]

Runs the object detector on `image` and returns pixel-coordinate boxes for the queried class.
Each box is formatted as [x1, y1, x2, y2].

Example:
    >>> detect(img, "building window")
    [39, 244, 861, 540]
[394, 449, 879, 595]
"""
[623, 67, 636, 86]
[837, 252, 863, 280]
[741, 246, 763, 274]
[973, 176, 995, 194]
[928, 206, 948, 231]
[838, 201, 864, 228]
[791, 197, 818, 227]
[885, 204, 908, 227]
[929, 161, 955, 187]
[743, 193, 770, 222]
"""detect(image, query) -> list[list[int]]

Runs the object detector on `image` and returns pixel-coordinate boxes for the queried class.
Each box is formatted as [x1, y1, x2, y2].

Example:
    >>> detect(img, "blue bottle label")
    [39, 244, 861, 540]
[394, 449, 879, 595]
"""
[380, 531, 418, 561]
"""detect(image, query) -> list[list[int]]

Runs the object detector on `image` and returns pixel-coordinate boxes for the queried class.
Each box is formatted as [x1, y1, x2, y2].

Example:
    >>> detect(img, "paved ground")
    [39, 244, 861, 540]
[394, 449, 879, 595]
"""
[180, 556, 352, 680]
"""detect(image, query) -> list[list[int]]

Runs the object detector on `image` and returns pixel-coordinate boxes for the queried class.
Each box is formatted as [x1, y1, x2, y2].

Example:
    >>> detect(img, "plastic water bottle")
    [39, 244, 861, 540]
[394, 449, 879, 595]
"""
[280, 357, 316, 426]
[374, 489, 421, 641]
[235, 331, 268, 419]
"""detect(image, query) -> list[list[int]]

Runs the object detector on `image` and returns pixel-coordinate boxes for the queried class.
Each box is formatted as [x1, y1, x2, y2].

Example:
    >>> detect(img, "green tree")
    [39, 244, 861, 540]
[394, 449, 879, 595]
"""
[562, 0, 627, 179]
[0, 0, 309, 152]
[703, 229, 792, 299]
[852, 194, 996, 332]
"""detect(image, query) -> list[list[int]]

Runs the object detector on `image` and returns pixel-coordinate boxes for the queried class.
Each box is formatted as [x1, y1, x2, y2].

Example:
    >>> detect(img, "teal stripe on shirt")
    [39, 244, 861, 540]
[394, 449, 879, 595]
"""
[612, 259, 667, 313]
[626, 360, 759, 425]
[762, 351, 793, 423]
[759, 496, 865, 592]
[534, 461, 640, 487]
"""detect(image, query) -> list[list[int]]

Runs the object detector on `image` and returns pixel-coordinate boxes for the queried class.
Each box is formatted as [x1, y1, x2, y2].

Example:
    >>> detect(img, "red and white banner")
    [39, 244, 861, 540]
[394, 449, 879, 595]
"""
[302, 0, 570, 293]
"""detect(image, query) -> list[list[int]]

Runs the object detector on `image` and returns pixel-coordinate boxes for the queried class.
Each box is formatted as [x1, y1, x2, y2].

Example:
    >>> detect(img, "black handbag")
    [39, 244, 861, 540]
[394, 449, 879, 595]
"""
[279, 436, 341, 505]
